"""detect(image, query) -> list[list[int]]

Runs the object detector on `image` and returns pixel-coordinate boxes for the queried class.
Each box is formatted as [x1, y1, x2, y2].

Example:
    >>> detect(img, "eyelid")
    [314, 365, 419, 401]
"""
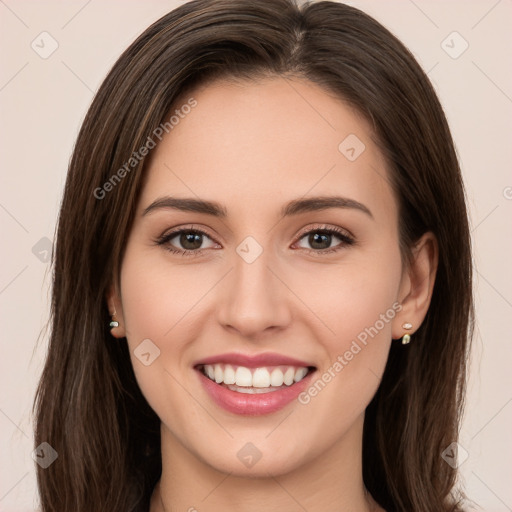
[159, 224, 219, 242]
[294, 223, 354, 242]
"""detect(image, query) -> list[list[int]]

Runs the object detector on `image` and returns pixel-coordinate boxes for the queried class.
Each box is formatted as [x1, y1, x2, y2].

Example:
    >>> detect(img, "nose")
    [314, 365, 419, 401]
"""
[216, 244, 292, 339]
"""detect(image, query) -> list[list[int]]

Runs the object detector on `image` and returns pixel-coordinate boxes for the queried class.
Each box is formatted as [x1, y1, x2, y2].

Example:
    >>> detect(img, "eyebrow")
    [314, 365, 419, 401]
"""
[142, 195, 373, 219]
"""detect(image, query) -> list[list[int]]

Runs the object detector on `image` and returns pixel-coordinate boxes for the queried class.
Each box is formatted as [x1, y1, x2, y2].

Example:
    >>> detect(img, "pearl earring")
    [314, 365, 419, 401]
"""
[110, 308, 119, 329]
[401, 322, 412, 344]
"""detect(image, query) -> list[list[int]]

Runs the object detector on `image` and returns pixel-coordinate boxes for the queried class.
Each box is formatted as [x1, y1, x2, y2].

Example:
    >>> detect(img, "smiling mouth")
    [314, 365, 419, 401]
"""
[196, 363, 316, 394]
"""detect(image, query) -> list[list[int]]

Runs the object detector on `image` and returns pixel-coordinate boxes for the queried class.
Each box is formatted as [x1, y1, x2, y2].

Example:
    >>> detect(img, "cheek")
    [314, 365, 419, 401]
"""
[328, 274, 399, 351]
[117, 244, 228, 422]
[292, 249, 402, 421]
[117, 247, 192, 407]
[119, 245, 212, 343]
[292, 250, 402, 350]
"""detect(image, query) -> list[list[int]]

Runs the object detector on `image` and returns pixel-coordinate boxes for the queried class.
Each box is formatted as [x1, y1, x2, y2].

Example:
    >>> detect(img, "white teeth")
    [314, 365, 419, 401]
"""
[202, 364, 311, 389]
[283, 367, 295, 386]
[294, 367, 308, 382]
[270, 368, 284, 387]
[225, 384, 281, 394]
[223, 364, 236, 385]
[235, 366, 253, 387]
[252, 368, 271, 388]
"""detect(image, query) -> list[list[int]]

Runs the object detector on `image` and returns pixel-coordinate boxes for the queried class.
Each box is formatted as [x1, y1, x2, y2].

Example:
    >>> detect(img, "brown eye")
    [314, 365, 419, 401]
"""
[295, 227, 355, 254]
[308, 232, 334, 250]
[177, 231, 204, 250]
[156, 228, 218, 255]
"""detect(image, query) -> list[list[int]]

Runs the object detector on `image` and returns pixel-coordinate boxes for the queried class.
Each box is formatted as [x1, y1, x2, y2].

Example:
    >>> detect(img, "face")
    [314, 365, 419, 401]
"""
[111, 76, 411, 477]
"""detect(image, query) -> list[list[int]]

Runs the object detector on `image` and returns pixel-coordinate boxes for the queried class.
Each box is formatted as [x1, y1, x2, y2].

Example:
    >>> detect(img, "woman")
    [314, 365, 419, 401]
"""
[33, 0, 474, 510]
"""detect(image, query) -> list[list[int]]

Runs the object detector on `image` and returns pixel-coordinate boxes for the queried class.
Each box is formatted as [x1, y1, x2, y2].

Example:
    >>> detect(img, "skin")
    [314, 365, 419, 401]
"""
[107, 76, 438, 512]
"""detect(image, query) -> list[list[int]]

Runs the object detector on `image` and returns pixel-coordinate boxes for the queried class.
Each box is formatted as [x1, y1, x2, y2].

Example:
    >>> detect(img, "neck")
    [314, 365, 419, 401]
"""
[150, 413, 382, 512]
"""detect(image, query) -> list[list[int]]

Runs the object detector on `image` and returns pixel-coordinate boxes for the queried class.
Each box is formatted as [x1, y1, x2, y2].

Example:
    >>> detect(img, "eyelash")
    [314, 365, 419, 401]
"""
[154, 224, 355, 257]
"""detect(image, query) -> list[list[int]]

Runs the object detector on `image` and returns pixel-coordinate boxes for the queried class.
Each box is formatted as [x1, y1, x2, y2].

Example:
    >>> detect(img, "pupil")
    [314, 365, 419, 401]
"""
[181, 232, 202, 250]
[310, 232, 331, 249]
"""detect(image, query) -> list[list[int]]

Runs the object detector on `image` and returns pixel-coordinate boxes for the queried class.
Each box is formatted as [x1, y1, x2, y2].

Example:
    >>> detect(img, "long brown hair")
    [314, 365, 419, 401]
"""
[34, 0, 474, 510]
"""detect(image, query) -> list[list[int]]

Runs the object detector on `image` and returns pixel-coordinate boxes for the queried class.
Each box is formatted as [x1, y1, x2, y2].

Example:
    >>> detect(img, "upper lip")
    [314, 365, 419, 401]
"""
[194, 352, 315, 368]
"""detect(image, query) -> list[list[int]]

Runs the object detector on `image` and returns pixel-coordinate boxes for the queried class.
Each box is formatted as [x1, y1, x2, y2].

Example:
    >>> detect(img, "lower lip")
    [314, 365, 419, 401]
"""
[196, 369, 315, 415]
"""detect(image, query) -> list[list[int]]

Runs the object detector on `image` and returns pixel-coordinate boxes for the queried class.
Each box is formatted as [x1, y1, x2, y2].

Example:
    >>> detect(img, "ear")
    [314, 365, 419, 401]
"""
[106, 282, 126, 338]
[392, 231, 438, 340]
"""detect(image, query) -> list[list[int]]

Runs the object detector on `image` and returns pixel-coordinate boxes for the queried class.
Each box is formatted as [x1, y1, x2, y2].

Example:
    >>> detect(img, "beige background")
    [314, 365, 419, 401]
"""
[1, 0, 511, 510]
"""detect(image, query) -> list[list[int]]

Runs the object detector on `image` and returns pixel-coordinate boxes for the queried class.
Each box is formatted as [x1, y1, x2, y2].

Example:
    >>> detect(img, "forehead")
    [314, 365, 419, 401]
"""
[139, 77, 397, 224]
